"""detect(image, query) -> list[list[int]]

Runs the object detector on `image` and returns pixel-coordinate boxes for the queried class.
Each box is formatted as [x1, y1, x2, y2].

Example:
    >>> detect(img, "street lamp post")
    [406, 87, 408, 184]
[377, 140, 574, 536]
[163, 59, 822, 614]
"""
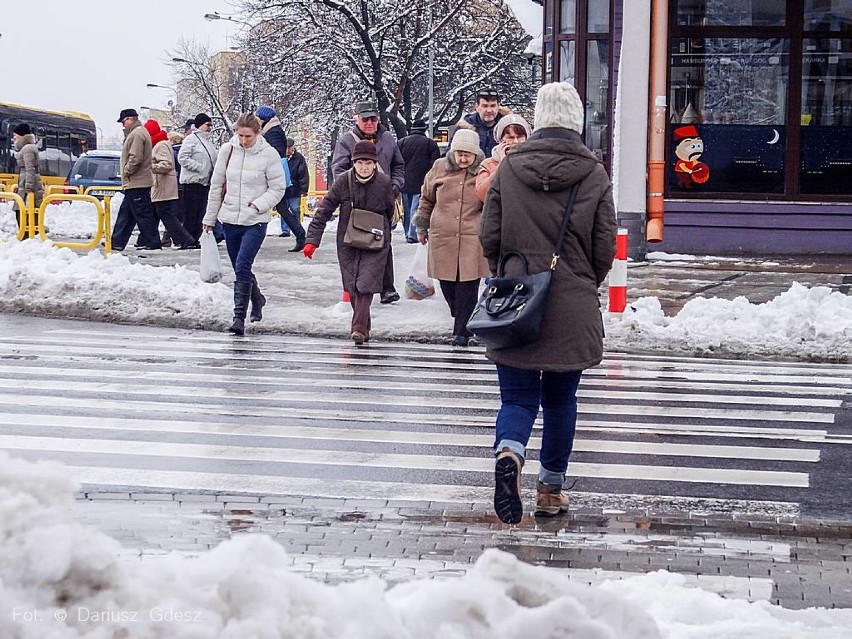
[171, 56, 233, 134]
[204, 12, 251, 26]
[146, 83, 180, 122]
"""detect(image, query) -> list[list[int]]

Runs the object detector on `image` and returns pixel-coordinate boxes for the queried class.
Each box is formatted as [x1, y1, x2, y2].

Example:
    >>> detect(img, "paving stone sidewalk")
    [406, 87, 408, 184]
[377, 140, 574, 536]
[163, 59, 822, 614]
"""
[74, 491, 852, 610]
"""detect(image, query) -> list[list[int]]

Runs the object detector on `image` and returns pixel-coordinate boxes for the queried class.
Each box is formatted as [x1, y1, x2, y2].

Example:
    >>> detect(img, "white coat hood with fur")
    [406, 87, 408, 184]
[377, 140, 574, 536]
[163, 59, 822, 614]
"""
[204, 133, 285, 227]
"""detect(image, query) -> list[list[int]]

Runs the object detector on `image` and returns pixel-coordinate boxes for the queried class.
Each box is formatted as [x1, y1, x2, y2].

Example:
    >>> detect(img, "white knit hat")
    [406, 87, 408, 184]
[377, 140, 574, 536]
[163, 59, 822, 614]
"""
[533, 82, 584, 134]
[450, 129, 481, 156]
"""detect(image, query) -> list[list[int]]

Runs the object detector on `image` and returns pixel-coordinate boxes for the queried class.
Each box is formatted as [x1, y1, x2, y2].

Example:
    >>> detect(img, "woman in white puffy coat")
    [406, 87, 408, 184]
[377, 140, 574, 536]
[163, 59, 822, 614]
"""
[203, 113, 285, 335]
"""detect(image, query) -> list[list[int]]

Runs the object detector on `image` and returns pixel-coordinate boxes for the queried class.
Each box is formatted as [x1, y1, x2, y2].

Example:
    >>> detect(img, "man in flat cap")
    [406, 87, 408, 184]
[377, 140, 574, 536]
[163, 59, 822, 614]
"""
[331, 100, 405, 303]
[111, 108, 162, 250]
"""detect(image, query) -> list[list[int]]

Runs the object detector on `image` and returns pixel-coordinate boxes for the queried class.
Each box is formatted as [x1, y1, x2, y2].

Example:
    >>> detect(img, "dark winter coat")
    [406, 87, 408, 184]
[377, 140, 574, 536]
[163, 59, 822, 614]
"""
[397, 131, 440, 194]
[285, 149, 310, 198]
[14, 134, 44, 207]
[306, 169, 396, 294]
[479, 128, 617, 372]
[261, 117, 288, 159]
[331, 125, 405, 193]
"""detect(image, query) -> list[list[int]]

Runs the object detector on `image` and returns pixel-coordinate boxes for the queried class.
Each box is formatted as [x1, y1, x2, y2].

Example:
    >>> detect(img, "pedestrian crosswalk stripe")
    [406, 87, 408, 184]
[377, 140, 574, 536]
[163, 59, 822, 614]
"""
[0, 416, 820, 462]
[0, 385, 834, 424]
[2, 335, 851, 385]
[1, 361, 848, 398]
[39, 328, 852, 376]
[0, 366, 842, 408]
[0, 411, 831, 444]
[0, 435, 810, 487]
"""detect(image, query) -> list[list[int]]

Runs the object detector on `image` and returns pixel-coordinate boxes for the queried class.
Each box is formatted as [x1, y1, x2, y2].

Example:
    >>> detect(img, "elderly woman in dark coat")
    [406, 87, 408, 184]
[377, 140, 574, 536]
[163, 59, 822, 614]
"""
[479, 82, 617, 525]
[303, 140, 396, 345]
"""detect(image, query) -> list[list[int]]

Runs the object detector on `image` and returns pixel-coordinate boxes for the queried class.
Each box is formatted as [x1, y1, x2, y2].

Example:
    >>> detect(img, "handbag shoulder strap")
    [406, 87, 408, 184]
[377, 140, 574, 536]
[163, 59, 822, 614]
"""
[347, 169, 354, 204]
[549, 184, 580, 272]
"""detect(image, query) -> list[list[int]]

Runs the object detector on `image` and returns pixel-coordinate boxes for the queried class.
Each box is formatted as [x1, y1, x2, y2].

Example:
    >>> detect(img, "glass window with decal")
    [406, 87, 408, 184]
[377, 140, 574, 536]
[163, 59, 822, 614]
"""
[800, 37, 852, 194]
[668, 37, 789, 194]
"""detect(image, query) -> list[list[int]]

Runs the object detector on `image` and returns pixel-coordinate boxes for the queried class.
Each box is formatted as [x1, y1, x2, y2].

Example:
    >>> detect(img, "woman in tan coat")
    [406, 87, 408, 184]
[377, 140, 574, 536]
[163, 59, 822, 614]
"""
[12, 123, 44, 238]
[413, 129, 490, 346]
[143, 120, 199, 250]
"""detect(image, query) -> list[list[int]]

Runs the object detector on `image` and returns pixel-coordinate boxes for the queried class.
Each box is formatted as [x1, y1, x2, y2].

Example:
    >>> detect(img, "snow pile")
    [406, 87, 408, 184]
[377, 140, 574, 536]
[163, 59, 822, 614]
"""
[2, 452, 852, 638]
[0, 452, 662, 639]
[606, 283, 852, 361]
[603, 572, 852, 638]
[43, 201, 100, 239]
[0, 240, 230, 328]
[0, 202, 18, 237]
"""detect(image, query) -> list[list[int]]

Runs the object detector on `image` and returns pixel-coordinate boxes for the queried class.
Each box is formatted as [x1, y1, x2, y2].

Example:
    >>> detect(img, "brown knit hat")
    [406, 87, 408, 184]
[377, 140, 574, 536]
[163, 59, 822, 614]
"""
[352, 140, 378, 162]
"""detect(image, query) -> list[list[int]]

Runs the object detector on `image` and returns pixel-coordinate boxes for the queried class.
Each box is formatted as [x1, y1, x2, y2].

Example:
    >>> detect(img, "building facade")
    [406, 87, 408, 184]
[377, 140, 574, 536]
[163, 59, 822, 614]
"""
[537, 0, 851, 256]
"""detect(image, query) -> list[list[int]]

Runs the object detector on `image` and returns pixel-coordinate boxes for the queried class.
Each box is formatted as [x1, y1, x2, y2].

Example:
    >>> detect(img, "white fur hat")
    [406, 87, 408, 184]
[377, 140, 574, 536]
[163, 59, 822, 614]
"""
[450, 129, 481, 156]
[533, 82, 584, 134]
[493, 114, 532, 142]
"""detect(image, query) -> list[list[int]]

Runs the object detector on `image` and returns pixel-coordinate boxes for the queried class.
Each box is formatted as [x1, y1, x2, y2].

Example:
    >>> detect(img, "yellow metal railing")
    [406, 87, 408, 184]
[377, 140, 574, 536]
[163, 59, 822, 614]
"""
[0, 192, 31, 241]
[301, 190, 328, 219]
[36, 193, 112, 253]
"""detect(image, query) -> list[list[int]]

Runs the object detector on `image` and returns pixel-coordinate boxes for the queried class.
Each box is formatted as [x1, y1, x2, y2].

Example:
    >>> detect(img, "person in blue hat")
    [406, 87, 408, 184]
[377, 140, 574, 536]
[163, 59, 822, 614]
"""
[256, 105, 305, 252]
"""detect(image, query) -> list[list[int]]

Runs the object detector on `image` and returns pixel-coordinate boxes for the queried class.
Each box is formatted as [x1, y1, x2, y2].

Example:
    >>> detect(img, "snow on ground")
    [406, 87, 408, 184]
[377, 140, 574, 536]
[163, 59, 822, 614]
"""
[1, 452, 850, 639]
[605, 284, 852, 362]
[0, 237, 849, 360]
[645, 252, 782, 267]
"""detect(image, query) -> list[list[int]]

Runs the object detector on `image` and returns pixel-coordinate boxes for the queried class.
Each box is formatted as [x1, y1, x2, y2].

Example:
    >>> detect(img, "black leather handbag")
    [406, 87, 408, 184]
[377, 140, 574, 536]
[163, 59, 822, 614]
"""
[466, 185, 579, 350]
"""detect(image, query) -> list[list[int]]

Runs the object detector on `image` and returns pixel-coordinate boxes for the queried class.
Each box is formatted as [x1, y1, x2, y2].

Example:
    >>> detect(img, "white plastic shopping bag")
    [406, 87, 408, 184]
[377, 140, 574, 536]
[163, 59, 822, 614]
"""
[404, 243, 435, 300]
[199, 230, 222, 283]
[266, 213, 282, 236]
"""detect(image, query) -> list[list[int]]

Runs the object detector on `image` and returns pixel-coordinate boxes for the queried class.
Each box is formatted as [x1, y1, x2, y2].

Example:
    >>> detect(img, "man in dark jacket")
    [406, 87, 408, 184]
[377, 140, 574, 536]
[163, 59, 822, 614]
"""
[256, 105, 306, 252]
[452, 88, 506, 157]
[285, 137, 310, 252]
[331, 101, 405, 303]
[397, 119, 440, 243]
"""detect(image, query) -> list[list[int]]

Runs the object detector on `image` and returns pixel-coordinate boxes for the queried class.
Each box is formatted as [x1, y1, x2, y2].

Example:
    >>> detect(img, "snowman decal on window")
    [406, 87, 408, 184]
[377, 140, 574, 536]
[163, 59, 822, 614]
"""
[673, 125, 710, 187]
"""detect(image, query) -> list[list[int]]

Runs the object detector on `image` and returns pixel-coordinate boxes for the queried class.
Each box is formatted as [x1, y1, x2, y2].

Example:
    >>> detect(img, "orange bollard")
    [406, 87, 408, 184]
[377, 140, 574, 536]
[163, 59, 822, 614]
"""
[608, 229, 629, 314]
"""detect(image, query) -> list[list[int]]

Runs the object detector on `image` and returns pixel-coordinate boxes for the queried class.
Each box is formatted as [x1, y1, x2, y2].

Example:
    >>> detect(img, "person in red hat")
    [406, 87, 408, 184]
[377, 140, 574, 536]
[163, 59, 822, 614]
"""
[143, 119, 199, 250]
[673, 125, 710, 187]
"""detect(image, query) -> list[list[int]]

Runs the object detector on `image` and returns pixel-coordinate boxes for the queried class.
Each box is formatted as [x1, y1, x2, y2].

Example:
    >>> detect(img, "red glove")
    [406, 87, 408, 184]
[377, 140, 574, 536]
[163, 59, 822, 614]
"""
[303, 243, 317, 259]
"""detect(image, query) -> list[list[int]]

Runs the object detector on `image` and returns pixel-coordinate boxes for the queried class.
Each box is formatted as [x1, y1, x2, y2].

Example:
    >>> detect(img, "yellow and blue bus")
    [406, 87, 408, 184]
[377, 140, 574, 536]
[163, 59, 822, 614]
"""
[0, 102, 97, 189]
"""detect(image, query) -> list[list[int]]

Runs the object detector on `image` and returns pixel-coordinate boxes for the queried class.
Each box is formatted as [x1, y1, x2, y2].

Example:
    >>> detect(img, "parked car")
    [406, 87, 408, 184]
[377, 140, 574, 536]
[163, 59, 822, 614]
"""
[65, 150, 121, 196]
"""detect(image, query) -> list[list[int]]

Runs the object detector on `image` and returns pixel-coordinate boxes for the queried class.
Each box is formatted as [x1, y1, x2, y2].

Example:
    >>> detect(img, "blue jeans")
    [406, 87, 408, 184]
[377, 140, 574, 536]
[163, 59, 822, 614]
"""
[493, 364, 583, 486]
[286, 196, 302, 220]
[402, 192, 420, 241]
[223, 222, 266, 284]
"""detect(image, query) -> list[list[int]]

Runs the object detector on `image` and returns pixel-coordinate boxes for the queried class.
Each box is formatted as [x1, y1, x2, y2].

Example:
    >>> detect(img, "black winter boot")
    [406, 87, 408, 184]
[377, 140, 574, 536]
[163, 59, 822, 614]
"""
[229, 281, 252, 335]
[250, 275, 266, 322]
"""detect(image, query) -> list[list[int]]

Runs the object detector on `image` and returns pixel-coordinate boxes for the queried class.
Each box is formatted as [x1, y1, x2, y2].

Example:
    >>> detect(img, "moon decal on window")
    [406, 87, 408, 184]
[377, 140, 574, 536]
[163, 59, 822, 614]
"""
[767, 129, 780, 144]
